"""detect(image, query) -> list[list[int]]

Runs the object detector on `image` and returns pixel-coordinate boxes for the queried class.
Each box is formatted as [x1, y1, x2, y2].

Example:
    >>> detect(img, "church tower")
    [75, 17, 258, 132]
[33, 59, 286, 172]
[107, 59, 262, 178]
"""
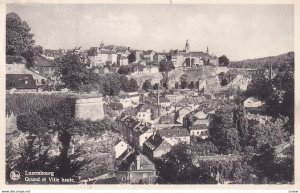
[185, 39, 190, 53]
[206, 46, 209, 54]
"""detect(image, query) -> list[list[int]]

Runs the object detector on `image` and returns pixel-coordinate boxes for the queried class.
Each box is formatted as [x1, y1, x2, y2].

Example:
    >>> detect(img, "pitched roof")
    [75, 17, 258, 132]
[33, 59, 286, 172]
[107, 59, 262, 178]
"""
[117, 151, 155, 171]
[143, 50, 154, 55]
[143, 134, 164, 151]
[6, 74, 37, 90]
[136, 102, 158, 112]
[190, 124, 208, 130]
[158, 127, 190, 138]
[146, 97, 170, 104]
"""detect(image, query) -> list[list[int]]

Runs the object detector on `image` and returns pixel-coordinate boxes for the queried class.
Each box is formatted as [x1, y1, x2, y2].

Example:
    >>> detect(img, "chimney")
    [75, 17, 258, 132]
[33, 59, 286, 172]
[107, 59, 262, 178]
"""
[136, 155, 141, 170]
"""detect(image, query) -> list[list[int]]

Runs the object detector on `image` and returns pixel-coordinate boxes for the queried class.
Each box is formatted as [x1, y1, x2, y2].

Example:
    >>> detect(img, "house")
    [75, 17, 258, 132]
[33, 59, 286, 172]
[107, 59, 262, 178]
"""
[143, 50, 156, 63]
[189, 123, 209, 139]
[169, 40, 209, 68]
[134, 50, 144, 62]
[244, 97, 265, 108]
[183, 109, 208, 128]
[87, 44, 118, 67]
[6, 63, 49, 86]
[118, 55, 128, 66]
[115, 150, 157, 184]
[135, 102, 159, 123]
[158, 126, 190, 146]
[177, 96, 206, 108]
[146, 96, 171, 108]
[117, 115, 154, 149]
[119, 91, 140, 108]
[6, 74, 37, 93]
[114, 140, 129, 159]
[165, 94, 186, 105]
[143, 134, 172, 159]
[175, 107, 192, 124]
[154, 52, 168, 64]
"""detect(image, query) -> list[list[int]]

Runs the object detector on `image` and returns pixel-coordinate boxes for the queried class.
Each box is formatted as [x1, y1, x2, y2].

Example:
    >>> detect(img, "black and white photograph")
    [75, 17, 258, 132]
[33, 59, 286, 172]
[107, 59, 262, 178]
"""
[2, 2, 297, 188]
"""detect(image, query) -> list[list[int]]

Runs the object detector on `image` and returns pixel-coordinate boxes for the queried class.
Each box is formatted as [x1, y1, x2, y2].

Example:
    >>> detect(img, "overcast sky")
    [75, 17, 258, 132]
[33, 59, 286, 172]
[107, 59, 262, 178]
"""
[7, 4, 294, 60]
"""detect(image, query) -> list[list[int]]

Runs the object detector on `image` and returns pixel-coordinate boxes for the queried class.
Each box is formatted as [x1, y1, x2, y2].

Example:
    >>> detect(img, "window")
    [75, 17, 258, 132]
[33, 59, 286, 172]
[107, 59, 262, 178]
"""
[143, 173, 148, 178]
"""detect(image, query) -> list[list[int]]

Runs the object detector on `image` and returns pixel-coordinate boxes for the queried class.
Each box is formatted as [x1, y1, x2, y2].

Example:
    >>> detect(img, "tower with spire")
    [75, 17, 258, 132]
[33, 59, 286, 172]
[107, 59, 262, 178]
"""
[185, 39, 190, 53]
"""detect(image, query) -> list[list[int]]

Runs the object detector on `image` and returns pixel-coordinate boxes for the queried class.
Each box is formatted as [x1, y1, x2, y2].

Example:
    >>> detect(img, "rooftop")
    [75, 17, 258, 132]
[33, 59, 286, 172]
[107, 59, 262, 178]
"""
[158, 126, 190, 138]
[6, 74, 37, 90]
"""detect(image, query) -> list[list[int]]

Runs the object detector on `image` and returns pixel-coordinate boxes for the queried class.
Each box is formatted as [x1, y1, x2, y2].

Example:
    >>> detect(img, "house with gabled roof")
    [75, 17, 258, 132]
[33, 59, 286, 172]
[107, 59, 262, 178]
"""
[143, 50, 156, 63]
[115, 150, 157, 184]
[117, 115, 154, 149]
[158, 126, 190, 146]
[143, 134, 172, 159]
[6, 74, 37, 93]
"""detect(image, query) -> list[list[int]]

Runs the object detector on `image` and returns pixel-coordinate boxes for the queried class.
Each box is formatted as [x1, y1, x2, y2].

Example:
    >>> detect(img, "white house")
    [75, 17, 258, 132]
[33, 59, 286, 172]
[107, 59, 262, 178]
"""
[114, 141, 128, 159]
[244, 97, 265, 108]
[137, 109, 152, 123]
[158, 127, 190, 146]
[119, 92, 140, 108]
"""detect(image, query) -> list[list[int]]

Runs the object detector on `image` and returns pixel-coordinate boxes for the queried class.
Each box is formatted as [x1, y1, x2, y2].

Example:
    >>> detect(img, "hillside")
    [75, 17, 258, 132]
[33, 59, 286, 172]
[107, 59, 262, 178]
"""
[229, 52, 294, 69]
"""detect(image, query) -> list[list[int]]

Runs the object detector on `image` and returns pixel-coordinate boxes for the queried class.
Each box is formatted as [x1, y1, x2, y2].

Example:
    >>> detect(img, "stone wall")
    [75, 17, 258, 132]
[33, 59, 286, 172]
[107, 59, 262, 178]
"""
[74, 97, 104, 121]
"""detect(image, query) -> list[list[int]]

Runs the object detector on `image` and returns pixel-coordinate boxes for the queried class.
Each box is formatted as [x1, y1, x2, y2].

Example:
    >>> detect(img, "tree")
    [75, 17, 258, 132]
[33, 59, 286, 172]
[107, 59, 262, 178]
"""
[159, 59, 174, 72]
[155, 143, 217, 184]
[6, 12, 36, 67]
[245, 74, 273, 101]
[188, 81, 195, 89]
[117, 65, 132, 75]
[209, 107, 241, 154]
[57, 51, 91, 90]
[180, 74, 188, 89]
[103, 73, 121, 96]
[142, 80, 152, 91]
[153, 83, 159, 90]
[190, 141, 218, 156]
[126, 78, 138, 92]
[218, 55, 229, 66]
[128, 52, 136, 63]
[233, 103, 249, 147]
[248, 117, 288, 149]
[34, 45, 44, 55]
[267, 65, 294, 128]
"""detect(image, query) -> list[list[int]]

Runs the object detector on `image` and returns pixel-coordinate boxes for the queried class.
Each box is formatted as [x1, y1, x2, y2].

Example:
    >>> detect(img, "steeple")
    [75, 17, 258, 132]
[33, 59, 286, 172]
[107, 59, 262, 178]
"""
[185, 39, 190, 53]
[206, 46, 209, 54]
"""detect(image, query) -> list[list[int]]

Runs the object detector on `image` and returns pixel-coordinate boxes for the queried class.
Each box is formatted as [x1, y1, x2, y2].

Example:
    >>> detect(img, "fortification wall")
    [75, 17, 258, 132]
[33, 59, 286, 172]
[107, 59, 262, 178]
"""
[74, 97, 104, 121]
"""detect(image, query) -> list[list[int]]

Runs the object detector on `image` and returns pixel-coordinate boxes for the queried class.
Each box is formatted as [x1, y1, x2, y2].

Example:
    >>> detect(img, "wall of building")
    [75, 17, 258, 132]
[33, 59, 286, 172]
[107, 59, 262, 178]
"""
[74, 97, 104, 121]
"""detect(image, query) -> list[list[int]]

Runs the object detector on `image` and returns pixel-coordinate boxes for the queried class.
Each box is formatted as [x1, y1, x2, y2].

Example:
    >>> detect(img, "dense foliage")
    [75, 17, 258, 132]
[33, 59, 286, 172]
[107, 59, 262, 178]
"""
[229, 52, 294, 69]
[155, 143, 217, 184]
[56, 52, 138, 95]
[6, 12, 36, 67]
[6, 93, 118, 182]
[218, 55, 229, 66]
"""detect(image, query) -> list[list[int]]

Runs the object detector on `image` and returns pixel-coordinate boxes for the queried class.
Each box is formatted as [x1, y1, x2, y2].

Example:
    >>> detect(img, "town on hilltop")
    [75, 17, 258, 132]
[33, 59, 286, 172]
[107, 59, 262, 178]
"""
[5, 11, 294, 185]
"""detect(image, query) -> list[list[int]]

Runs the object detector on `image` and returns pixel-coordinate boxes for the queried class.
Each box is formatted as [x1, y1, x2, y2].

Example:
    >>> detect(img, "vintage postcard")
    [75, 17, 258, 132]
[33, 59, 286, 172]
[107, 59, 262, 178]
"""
[0, 0, 299, 191]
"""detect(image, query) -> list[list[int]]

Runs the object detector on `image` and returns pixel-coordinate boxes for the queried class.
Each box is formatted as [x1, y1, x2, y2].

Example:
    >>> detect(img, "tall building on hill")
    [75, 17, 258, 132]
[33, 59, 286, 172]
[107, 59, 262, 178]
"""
[170, 40, 217, 68]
